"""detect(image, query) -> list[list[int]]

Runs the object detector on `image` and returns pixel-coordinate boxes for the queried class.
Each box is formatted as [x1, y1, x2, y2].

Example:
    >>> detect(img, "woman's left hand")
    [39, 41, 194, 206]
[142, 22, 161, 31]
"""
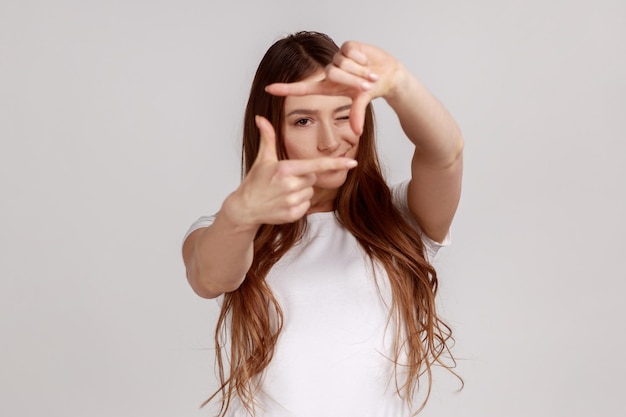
[265, 41, 406, 135]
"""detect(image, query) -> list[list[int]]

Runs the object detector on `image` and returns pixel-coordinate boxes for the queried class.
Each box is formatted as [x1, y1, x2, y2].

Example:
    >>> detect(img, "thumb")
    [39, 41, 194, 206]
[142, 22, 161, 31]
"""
[350, 94, 370, 136]
[254, 115, 278, 163]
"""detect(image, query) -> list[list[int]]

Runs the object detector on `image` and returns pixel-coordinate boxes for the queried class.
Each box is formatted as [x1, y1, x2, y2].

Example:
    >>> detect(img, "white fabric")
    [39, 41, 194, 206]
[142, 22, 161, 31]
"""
[184, 181, 449, 417]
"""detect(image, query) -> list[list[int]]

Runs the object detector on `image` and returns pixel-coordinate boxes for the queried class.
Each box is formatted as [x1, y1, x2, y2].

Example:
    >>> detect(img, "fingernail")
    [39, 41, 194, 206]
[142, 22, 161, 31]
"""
[368, 73, 379, 81]
[361, 81, 372, 90]
[346, 159, 358, 167]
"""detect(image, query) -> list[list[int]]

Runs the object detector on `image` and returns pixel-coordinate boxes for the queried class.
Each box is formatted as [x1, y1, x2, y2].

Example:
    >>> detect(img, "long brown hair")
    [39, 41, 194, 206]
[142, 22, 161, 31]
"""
[206, 31, 458, 416]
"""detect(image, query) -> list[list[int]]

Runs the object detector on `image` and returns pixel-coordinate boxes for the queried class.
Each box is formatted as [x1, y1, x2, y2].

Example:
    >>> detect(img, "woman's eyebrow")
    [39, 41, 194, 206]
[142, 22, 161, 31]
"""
[286, 108, 319, 117]
[333, 104, 352, 114]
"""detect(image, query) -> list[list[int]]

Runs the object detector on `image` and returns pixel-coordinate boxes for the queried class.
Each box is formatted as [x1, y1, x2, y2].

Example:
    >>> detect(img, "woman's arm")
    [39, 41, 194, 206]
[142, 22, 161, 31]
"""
[183, 116, 358, 298]
[182, 198, 258, 299]
[385, 69, 463, 243]
[266, 41, 463, 243]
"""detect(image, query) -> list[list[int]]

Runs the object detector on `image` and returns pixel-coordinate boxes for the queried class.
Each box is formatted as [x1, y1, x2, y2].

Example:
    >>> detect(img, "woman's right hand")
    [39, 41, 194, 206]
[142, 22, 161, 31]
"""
[221, 116, 357, 229]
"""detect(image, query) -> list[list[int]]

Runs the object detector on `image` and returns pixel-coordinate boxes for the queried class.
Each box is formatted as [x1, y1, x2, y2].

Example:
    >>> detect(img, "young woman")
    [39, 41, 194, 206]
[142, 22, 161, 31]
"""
[182, 31, 463, 417]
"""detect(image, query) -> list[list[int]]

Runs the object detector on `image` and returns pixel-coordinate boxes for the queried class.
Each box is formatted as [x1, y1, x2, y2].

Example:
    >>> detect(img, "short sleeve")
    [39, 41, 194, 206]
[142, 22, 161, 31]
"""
[182, 215, 225, 305]
[390, 181, 451, 262]
[182, 215, 216, 244]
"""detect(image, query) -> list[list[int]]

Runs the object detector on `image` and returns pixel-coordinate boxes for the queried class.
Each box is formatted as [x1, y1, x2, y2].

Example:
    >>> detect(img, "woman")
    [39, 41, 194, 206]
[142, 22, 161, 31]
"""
[182, 31, 463, 417]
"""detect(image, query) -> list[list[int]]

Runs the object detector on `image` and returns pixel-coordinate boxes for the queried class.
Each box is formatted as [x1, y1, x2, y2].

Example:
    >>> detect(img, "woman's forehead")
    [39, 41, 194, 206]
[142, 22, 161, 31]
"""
[283, 94, 352, 115]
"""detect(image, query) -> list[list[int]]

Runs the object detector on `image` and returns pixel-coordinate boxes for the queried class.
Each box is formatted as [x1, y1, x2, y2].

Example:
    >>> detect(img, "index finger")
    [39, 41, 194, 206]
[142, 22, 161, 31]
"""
[340, 41, 368, 66]
[282, 157, 358, 176]
[265, 80, 337, 97]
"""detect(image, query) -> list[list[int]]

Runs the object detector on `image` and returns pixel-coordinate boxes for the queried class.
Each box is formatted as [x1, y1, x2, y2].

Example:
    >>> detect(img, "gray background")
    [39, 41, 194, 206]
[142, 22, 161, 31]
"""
[1, 0, 625, 416]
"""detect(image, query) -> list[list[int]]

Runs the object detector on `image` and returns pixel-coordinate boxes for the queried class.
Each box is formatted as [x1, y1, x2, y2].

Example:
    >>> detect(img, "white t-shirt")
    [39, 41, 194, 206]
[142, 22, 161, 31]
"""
[184, 181, 449, 417]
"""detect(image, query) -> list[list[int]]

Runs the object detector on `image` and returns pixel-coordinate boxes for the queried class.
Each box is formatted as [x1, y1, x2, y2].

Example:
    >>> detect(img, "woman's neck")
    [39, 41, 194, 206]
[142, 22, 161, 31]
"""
[307, 187, 338, 213]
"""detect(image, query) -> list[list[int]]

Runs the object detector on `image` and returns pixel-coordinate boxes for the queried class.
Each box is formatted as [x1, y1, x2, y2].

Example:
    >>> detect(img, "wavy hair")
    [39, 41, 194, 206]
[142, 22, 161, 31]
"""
[204, 31, 458, 416]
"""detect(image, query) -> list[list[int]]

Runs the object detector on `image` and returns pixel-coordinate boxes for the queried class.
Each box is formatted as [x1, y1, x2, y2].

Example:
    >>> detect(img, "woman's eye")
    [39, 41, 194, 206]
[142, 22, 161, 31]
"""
[295, 118, 310, 126]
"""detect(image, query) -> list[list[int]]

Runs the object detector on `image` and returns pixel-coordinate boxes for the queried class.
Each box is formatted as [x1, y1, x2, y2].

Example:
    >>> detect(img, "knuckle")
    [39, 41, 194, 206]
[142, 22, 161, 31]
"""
[281, 177, 297, 192]
[325, 65, 341, 78]
[313, 161, 329, 173]
[286, 203, 308, 221]
[333, 54, 348, 69]
[342, 41, 355, 53]
[284, 193, 299, 207]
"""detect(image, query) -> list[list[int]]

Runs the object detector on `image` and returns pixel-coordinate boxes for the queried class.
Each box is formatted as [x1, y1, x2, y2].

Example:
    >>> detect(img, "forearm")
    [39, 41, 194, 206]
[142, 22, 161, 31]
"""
[183, 194, 258, 299]
[384, 66, 464, 242]
[385, 67, 464, 167]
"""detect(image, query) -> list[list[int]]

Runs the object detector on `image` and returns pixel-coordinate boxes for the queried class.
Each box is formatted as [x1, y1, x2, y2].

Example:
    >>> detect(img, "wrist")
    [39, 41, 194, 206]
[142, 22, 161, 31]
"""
[383, 65, 418, 107]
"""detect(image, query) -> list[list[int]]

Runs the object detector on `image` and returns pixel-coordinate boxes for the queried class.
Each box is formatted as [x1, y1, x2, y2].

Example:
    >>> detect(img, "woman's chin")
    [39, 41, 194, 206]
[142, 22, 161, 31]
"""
[314, 170, 349, 190]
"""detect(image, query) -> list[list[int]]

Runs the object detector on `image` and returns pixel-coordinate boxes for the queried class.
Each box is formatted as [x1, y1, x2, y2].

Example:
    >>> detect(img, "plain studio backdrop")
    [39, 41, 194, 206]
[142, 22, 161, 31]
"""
[1, 0, 625, 416]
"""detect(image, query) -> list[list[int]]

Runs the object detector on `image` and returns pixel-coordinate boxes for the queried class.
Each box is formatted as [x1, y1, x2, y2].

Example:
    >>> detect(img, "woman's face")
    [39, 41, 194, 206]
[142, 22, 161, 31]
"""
[281, 71, 360, 190]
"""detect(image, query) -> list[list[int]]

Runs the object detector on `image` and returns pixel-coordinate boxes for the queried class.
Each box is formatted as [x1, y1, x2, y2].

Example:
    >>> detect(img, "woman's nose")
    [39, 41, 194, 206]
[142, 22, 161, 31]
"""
[317, 124, 340, 152]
